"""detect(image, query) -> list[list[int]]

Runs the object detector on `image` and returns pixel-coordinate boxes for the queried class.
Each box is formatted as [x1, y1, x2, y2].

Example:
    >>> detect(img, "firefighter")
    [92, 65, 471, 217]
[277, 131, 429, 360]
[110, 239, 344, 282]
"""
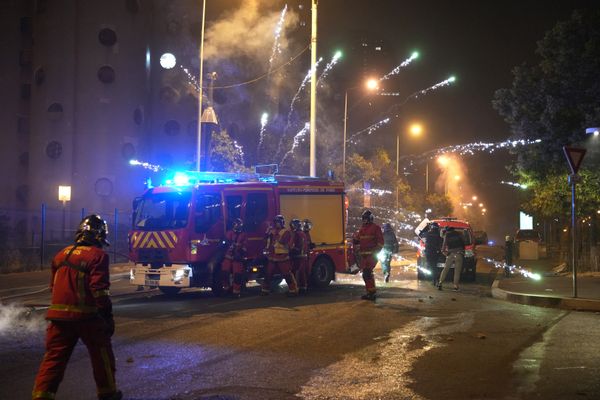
[261, 215, 299, 296]
[299, 219, 314, 294]
[289, 219, 307, 294]
[221, 218, 247, 298]
[353, 209, 384, 301]
[32, 215, 122, 400]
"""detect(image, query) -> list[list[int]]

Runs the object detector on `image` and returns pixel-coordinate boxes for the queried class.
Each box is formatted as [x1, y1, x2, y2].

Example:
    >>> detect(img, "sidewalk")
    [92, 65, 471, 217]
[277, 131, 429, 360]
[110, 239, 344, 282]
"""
[491, 256, 600, 312]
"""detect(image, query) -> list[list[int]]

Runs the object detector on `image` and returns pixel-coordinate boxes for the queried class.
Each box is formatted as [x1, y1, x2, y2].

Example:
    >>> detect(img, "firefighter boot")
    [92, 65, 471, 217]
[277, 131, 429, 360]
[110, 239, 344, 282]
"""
[361, 292, 376, 301]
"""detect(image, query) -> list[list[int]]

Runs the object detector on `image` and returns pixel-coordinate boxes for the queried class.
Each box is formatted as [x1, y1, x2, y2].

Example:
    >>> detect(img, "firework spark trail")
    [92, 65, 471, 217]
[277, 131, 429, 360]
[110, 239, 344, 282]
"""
[129, 159, 163, 172]
[278, 57, 323, 156]
[257, 112, 269, 156]
[403, 138, 543, 166]
[483, 257, 541, 280]
[347, 118, 390, 143]
[181, 66, 200, 92]
[317, 51, 342, 86]
[280, 122, 310, 165]
[268, 5, 288, 74]
[380, 51, 419, 81]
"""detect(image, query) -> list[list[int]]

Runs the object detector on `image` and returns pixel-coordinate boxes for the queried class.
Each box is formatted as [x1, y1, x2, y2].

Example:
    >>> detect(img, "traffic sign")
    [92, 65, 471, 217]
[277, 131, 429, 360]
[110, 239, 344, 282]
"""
[563, 146, 586, 175]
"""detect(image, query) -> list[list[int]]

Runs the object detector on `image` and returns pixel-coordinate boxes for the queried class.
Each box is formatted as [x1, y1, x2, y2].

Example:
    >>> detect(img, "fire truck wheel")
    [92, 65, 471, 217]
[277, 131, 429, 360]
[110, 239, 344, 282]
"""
[159, 286, 181, 296]
[310, 257, 334, 288]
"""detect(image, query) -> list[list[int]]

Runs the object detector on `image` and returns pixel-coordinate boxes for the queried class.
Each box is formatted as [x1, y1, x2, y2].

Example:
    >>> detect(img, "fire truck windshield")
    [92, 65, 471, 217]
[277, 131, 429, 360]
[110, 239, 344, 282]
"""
[133, 191, 192, 230]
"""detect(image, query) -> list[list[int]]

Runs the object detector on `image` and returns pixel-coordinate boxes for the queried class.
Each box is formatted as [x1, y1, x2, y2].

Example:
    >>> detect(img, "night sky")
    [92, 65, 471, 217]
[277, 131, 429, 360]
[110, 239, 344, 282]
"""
[205, 1, 599, 239]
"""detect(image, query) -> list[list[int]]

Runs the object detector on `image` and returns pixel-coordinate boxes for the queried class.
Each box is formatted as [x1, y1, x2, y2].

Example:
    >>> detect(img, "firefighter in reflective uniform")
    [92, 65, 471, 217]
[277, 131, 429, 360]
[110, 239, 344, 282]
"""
[32, 215, 122, 400]
[299, 219, 314, 293]
[261, 215, 299, 296]
[221, 218, 247, 298]
[289, 219, 307, 294]
[352, 210, 384, 301]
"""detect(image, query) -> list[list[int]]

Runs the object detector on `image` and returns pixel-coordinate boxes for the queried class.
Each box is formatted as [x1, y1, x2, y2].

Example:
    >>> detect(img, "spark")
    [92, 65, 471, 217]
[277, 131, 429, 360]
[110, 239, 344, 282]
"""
[257, 112, 269, 154]
[381, 51, 419, 80]
[483, 258, 542, 280]
[268, 5, 288, 73]
[501, 181, 529, 189]
[180, 66, 200, 92]
[129, 159, 163, 172]
[280, 122, 310, 165]
[380, 76, 456, 97]
[347, 118, 390, 143]
[317, 51, 342, 87]
[279, 58, 323, 156]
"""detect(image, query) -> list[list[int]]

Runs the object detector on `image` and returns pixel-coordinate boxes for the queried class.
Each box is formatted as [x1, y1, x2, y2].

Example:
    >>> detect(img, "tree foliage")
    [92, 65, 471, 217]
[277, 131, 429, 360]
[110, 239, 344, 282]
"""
[208, 129, 250, 172]
[493, 10, 600, 220]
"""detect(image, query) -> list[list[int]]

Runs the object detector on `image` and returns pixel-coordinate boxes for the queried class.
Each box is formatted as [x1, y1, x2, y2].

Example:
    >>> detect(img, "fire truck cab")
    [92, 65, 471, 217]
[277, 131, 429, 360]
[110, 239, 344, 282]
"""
[128, 170, 351, 295]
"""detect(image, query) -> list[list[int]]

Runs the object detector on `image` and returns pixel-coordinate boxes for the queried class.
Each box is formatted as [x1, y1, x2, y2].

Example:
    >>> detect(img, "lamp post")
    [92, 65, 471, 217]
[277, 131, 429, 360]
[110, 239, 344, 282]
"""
[342, 78, 379, 180]
[58, 186, 71, 241]
[395, 122, 424, 208]
[196, 0, 207, 172]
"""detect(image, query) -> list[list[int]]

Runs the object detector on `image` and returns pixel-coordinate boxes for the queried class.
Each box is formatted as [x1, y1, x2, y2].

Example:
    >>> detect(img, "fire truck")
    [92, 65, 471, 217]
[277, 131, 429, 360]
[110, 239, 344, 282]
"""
[128, 170, 352, 295]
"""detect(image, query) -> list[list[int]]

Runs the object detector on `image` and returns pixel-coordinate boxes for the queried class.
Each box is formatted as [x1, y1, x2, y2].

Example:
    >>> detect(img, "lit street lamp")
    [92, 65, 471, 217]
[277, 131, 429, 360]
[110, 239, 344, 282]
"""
[342, 78, 380, 180]
[58, 185, 71, 240]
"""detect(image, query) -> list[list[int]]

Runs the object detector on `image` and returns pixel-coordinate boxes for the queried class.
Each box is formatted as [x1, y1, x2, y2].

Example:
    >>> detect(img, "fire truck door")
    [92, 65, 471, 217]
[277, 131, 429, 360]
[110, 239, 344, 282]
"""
[243, 191, 273, 257]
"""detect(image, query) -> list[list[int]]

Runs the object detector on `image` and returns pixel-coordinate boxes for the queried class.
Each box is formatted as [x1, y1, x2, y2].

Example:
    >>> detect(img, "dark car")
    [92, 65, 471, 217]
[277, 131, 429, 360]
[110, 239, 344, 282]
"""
[515, 229, 542, 242]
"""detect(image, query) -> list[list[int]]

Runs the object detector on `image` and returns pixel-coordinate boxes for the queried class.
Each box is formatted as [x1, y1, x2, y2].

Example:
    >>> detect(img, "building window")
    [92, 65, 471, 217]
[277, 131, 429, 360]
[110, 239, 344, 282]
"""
[21, 84, 31, 100]
[121, 143, 136, 160]
[98, 28, 117, 47]
[95, 178, 113, 197]
[164, 120, 180, 136]
[34, 67, 45, 86]
[97, 65, 115, 84]
[47, 103, 63, 120]
[133, 107, 144, 125]
[17, 117, 30, 134]
[46, 141, 62, 159]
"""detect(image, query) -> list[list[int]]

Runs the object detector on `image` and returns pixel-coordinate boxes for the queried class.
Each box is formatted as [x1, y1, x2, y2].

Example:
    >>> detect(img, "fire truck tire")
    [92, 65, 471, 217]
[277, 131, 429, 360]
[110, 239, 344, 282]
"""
[159, 286, 181, 296]
[310, 256, 334, 288]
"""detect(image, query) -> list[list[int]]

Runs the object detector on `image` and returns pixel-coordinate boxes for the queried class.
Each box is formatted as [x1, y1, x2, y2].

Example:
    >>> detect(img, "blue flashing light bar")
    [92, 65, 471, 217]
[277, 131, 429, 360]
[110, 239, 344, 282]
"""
[161, 171, 278, 187]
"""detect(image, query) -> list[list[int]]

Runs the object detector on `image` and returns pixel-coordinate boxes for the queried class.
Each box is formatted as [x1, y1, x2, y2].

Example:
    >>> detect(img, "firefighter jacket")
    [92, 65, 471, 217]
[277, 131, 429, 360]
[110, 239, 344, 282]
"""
[303, 231, 313, 254]
[224, 230, 247, 261]
[290, 230, 307, 259]
[46, 244, 112, 321]
[353, 223, 384, 256]
[265, 227, 292, 261]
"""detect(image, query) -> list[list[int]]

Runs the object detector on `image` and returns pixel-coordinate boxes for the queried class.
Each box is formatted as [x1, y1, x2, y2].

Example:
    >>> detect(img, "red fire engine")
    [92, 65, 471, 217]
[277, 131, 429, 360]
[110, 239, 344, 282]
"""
[129, 170, 353, 295]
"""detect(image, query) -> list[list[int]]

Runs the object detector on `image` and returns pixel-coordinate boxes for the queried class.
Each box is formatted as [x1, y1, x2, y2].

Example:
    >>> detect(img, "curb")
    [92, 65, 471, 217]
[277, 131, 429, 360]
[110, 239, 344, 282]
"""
[491, 278, 600, 312]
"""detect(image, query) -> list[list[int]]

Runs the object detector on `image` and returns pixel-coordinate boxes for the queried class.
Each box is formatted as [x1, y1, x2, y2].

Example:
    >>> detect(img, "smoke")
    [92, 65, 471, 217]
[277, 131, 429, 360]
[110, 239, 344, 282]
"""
[204, 1, 299, 63]
[0, 304, 46, 336]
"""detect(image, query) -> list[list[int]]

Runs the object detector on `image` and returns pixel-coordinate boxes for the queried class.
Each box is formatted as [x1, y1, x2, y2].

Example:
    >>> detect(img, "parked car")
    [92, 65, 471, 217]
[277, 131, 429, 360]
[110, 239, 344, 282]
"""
[473, 230, 488, 245]
[514, 229, 546, 259]
[415, 217, 477, 282]
[515, 229, 542, 243]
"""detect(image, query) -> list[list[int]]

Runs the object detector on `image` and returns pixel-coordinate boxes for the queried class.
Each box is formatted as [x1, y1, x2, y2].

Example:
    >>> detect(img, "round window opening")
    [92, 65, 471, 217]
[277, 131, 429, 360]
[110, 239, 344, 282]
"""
[98, 65, 116, 83]
[95, 178, 113, 197]
[46, 141, 63, 159]
[164, 120, 180, 136]
[122, 143, 136, 160]
[98, 28, 117, 46]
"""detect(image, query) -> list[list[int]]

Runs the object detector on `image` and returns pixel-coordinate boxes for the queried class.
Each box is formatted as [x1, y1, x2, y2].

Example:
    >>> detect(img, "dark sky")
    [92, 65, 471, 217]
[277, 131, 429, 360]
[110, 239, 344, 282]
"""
[207, 0, 598, 239]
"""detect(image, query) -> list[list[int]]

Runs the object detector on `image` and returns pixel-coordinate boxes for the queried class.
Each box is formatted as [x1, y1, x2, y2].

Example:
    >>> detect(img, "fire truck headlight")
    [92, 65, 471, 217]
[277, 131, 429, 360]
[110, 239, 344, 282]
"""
[172, 267, 191, 282]
[129, 268, 136, 281]
[190, 241, 198, 255]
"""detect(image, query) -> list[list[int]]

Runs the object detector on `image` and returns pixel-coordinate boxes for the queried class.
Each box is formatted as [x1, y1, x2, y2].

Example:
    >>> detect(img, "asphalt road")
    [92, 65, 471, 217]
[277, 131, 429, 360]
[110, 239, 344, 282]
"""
[1, 246, 599, 399]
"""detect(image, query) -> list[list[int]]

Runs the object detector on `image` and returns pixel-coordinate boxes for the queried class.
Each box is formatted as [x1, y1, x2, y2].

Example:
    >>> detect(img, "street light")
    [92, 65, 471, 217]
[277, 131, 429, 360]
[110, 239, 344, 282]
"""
[58, 185, 71, 240]
[396, 122, 425, 208]
[342, 77, 380, 180]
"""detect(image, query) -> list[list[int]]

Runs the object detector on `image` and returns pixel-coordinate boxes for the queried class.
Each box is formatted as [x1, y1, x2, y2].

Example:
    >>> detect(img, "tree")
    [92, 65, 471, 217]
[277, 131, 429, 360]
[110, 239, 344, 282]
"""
[208, 129, 250, 172]
[493, 9, 600, 178]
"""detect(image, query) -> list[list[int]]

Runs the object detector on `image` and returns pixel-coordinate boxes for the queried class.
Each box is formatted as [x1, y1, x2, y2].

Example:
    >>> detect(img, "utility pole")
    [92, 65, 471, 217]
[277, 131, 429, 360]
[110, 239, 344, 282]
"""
[309, 0, 317, 177]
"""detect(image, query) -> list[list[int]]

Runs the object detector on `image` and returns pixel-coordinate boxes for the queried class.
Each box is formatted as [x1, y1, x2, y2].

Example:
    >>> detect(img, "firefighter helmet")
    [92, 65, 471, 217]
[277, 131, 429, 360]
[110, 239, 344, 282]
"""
[383, 222, 392, 231]
[290, 218, 302, 231]
[232, 218, 243, 232]
[75, 214, 110, 247]
[273, 215, 285, 228]
[302, 218, 312, 232]
[361, 209, 374, 224]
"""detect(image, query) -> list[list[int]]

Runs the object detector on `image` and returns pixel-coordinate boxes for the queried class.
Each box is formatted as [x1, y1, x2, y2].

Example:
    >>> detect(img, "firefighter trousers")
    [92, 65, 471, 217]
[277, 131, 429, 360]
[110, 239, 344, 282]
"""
[262, 259, 298, 294]
[292, 258, 309, 290]
[221, 258, 245, 294]
[32, 319, 117, 400]
[360, 254, 377, 294]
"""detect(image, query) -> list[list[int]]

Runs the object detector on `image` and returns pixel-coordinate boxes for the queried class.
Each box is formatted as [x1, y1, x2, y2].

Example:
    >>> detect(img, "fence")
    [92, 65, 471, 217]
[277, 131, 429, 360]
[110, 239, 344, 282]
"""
[0, 205, 132, 273]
